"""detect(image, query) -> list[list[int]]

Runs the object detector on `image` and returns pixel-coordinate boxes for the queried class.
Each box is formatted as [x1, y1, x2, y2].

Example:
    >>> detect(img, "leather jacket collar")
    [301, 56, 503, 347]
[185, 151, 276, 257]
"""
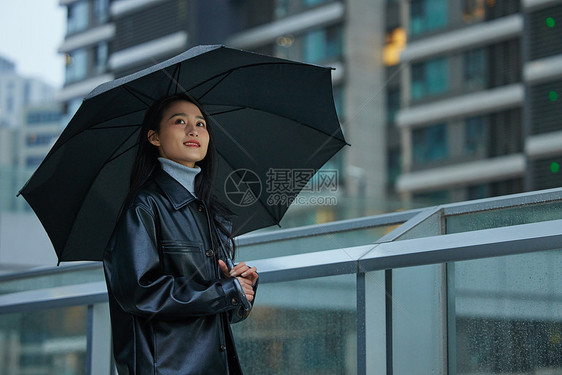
[153, 168, 197, 210]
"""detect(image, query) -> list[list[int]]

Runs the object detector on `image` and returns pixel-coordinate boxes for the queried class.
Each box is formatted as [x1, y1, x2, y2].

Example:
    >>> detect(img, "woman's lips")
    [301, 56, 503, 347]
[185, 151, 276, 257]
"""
[184, 140, 200, 147]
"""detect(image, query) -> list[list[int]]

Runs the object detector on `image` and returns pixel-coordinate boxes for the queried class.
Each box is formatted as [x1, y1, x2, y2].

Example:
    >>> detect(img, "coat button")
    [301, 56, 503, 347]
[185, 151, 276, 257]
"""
[198, 205, 204, 212]
[220, 344, 227, 351]
[231, 298, 237, 305]
[205, 249, 214, 257]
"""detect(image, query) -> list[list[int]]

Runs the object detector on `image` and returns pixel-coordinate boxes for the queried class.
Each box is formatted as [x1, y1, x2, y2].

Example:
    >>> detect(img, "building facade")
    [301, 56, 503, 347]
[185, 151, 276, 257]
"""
[0, 55, 57, 213]
[394, 0, 562, 205]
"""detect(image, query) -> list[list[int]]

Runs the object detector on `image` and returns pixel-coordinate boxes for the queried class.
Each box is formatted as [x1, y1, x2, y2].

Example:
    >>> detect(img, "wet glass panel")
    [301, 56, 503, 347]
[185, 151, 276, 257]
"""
[452, 249, 562, 374]
[232, 274, 357, 375]
[237, 224, 397, 260]
[0, 265, 104, 295]
[0, 306, 88, 375]
[446, 201, 562, 234]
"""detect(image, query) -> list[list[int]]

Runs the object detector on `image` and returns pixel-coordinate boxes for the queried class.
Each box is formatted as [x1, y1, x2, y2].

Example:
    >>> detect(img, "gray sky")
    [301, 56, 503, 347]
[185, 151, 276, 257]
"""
[0, 0, 65, 88]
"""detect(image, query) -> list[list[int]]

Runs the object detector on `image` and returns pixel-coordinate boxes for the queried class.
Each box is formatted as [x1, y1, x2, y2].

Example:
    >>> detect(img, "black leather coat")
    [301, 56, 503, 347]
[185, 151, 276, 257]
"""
[103, 169, 254, 375]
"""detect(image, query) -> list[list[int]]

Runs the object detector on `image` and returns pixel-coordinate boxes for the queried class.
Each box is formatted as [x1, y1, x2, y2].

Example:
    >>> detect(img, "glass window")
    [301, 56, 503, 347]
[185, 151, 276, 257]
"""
[67, 1, 90, 35]
[26, 133, 58, 146]
[303, 25, 343, 63]
[302, 0, 329, 7]
[464, 116, 485, 157]
[26, 156, 47, 167]
[411, 57, 448, 100]
[95, 42, 108, 74]
[65, 49, 88, 84]
[387, 88, 401, 123]
[463, 0, 485, 24]
[94, 0, 109, 23]
[410, 0, 448, 36]
[464, 48, 486, 90]
[413, 123, 448, 164]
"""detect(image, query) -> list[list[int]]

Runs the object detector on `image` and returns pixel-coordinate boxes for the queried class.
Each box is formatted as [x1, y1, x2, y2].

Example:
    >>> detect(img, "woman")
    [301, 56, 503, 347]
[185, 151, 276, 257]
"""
[103, 93, 258, 375]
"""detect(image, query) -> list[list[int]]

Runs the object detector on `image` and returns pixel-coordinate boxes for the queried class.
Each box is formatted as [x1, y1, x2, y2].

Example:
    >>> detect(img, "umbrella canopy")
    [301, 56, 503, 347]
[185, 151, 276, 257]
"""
[19, 45, 347, 262]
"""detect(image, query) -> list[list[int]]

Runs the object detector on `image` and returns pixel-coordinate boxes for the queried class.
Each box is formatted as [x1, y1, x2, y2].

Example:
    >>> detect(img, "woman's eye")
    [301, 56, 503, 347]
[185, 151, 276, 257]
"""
[175, 119, 186, 125]
[197, 121, 206, 127]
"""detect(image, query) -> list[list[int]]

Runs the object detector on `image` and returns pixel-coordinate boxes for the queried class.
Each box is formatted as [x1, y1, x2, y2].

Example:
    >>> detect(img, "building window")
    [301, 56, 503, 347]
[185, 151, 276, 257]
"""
[411, 57, 449, 100]
[95, 42, 108, 74]
[529, 4, 562, 61]
[410, 0, 448, 36]
[94, 0, 109, 24]
[488, 109, 522, 157]
[465, 116, 486, 157]
[67, 0, 90, 35]
[65, 49, 88, 84]
[275, 0, 333, 19]
[303, 0, 330, 7]
[413, 189, 450, 205]
[27, 111, 61, 125]
[386, 88, 401, 124]
[26, 156, 46, 167]
[463, 0, 485, 24]
[303, 24, 343, 63]
[412, 123, 448, 165]
[26, 133, 58, 147]
[464, 48, 486, 90]
[467, 178, 523, 200]
[532, 156, 562, 190]
[530, 79, 562, 135]
[488, 39, 521, 88]
[484, 0, 520, 20]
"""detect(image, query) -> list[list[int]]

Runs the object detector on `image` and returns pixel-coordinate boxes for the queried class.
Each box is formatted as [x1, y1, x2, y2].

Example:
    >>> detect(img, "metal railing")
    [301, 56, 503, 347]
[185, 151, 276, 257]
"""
[1, 187, 562, 374]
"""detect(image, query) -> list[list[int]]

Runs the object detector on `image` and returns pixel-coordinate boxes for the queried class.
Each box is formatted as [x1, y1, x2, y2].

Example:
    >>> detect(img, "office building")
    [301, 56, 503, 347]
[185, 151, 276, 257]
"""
[395, 0, 562, 205]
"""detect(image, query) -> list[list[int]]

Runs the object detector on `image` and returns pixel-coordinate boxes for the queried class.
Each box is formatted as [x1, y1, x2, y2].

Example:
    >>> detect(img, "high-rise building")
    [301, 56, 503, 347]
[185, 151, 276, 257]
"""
[57, 0, 391, 225]
[394, 0, 562, 205]
[58, 0, 562, 219]
[0, 55, 55, 129]
[0, 55, 57, 212]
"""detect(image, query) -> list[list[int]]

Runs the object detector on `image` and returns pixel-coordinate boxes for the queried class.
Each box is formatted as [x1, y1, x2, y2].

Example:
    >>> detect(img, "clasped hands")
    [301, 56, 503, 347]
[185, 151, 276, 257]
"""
[218, 260, 258, 303]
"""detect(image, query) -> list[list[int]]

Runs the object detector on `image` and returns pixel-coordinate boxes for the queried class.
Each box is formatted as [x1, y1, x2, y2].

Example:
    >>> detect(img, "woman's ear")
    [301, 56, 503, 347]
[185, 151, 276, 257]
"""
[147, 130, 160, 147]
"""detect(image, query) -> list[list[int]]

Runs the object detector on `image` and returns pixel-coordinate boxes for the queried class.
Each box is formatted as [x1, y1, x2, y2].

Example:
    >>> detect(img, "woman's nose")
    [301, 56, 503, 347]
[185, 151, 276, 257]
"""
[185, 123, 198, 136]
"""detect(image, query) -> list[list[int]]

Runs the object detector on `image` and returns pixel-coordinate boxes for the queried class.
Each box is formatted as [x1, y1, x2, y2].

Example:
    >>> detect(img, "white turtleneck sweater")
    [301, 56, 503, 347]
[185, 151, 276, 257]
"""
[158, 157, 201, 197]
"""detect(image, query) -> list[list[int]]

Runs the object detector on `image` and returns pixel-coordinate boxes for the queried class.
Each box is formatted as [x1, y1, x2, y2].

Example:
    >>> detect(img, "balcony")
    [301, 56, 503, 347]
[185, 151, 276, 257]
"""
[0, 188, 561, 374]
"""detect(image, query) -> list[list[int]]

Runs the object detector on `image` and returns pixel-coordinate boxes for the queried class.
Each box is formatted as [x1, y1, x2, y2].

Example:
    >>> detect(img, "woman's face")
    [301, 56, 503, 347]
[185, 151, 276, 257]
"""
[148, 100, 210, 168]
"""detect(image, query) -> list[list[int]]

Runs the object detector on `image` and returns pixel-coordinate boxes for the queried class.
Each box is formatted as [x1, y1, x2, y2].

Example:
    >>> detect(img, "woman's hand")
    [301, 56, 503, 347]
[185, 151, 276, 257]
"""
[218, 260, 258, 302]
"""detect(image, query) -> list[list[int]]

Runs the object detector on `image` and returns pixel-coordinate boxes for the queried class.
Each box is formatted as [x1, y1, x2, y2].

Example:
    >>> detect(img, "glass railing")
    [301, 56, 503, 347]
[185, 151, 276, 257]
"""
[0, 187, 561, 374]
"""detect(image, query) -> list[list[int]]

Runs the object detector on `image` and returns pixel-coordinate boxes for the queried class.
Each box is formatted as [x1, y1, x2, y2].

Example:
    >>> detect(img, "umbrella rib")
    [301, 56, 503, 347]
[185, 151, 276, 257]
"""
[166, 63, 181, 95]
[211, 104, 347, 145]
[122, 85, 156, 106]
[196, 71, 233, 101]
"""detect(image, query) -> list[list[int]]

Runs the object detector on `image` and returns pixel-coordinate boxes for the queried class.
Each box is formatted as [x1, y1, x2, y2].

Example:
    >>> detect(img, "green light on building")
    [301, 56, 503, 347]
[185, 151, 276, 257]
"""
[551, 162, 560, 173]
[549, 91, 558, 101]
[547, 17, 556, 27]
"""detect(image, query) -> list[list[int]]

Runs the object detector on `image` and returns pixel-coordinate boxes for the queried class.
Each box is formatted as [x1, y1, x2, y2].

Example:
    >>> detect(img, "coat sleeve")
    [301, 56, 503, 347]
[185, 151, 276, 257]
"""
[230, 278, 258, 324]
[214, 219, 259, 324]
[103, 203, 246, 319]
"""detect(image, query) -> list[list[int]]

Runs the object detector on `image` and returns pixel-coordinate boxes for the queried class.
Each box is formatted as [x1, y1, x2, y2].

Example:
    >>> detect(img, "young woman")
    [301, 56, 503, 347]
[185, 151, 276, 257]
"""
[103, 93, 258, 375]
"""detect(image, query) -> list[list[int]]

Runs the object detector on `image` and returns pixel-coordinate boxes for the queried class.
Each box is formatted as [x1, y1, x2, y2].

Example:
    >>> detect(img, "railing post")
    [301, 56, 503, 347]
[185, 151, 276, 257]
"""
[358, 270, 388, 375]
[86, 302, 112, 375]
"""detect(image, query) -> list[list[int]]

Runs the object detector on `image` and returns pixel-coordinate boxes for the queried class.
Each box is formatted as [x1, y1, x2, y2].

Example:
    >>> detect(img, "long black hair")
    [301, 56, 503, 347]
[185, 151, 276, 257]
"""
[127, 93, 236, 258]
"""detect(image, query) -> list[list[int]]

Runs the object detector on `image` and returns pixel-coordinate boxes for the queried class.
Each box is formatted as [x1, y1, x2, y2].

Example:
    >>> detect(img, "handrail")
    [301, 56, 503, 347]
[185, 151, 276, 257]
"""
[1, 186, 561, 282]
[2, 218, 561, 313]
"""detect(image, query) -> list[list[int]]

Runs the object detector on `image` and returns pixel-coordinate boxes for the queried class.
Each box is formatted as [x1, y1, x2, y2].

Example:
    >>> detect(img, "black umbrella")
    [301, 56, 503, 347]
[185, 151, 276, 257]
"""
[19, 45, 347, 262]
